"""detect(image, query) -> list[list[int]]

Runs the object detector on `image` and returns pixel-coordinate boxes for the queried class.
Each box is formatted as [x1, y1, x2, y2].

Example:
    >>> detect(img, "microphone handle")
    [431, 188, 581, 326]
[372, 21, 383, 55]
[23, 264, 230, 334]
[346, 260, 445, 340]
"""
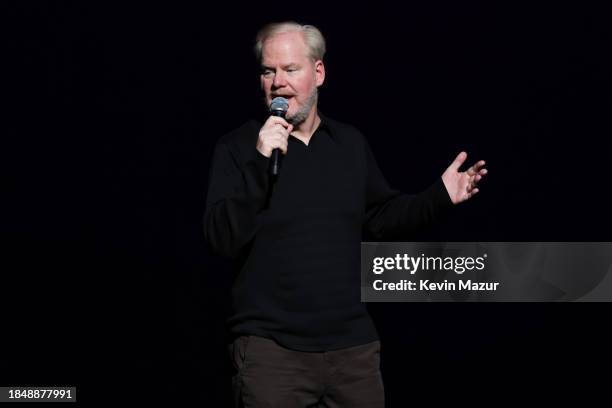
[271, 148, 280, 175]
[270, 110, 286, 176]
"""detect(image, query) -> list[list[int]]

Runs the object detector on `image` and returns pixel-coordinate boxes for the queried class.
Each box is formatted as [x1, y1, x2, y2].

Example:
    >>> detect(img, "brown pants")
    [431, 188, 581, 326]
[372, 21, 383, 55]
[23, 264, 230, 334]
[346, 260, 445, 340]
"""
[228, 335, 385, 408]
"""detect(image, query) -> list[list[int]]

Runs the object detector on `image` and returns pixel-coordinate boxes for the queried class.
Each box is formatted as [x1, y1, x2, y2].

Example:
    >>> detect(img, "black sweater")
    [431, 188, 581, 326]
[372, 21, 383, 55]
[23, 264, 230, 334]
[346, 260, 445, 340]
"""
[204, 114, 453, 351]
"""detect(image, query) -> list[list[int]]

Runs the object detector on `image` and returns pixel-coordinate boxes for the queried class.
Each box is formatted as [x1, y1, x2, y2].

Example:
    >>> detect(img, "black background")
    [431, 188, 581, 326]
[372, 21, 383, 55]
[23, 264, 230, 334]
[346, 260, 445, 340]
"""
[3, 1, 611, 405]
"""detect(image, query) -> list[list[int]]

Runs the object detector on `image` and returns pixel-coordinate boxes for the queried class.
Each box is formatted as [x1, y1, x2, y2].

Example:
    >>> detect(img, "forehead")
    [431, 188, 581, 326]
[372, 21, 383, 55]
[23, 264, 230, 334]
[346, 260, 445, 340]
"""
[261, 31, 310, 64]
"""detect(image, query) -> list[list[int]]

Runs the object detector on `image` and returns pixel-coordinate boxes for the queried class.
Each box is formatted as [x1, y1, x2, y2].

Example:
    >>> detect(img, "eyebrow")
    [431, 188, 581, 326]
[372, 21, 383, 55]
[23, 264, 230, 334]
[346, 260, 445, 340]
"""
[260, 63, 300, 71]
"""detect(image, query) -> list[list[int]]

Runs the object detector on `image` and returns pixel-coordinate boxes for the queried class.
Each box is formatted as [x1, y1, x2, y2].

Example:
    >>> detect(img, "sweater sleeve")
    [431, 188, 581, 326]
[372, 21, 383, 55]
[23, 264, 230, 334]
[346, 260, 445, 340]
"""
[203, 141, 271, 257]
[363, 140, 454, 240]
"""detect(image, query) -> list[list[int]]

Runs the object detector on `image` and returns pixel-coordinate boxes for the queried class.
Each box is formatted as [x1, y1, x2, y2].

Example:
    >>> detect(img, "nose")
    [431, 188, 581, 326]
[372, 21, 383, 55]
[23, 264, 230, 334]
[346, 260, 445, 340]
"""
[272, 71, 287, 88]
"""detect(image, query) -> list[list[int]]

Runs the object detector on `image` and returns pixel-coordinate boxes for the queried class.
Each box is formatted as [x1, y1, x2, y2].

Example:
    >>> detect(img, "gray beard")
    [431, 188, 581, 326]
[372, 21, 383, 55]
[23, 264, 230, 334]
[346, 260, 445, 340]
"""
[286, 88, 318, 126]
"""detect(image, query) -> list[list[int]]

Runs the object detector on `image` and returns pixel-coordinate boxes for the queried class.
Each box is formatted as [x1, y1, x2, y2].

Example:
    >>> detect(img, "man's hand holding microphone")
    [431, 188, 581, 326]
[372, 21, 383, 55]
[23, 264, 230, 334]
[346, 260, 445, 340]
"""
[257, 97, 290, 175]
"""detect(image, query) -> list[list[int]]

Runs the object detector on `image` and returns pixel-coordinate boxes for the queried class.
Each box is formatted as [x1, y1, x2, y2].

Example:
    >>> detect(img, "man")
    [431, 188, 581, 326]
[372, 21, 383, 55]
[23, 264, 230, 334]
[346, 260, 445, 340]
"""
[204, 22, 487, 408]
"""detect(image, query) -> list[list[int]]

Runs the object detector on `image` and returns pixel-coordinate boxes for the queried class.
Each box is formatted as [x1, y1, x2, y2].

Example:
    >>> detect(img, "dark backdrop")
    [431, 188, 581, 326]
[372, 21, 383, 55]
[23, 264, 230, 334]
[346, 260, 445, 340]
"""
[3, 1, 611, 405]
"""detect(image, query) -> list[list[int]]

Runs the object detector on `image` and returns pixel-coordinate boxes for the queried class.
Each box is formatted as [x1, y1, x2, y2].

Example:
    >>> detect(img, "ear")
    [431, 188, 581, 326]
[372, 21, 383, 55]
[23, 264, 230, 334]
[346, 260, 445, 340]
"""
[314, 60, 325, 87]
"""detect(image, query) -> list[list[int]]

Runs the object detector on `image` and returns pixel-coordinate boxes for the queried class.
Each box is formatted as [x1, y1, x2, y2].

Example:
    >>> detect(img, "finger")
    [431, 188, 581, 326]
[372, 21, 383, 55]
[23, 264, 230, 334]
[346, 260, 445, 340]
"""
[274, 137, 288, 154]
[467, 160, 486, 176]
[468, 188, 479, 199]
[273, 126, 290, 140]
[273, 122, 289, 133]
[466, 161, 484, 176]
[275, 133, 289, 146]
[449, 151, 468, 172]
[479, 168, 488, 176]
[468, 175, 481, 191]
[266, 115, 291, 129]
[467, 179, 474, 193]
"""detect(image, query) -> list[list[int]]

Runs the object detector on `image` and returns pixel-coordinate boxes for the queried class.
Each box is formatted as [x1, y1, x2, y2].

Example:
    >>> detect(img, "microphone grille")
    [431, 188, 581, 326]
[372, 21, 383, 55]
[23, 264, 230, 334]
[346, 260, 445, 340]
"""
[270, 97, 289, 113]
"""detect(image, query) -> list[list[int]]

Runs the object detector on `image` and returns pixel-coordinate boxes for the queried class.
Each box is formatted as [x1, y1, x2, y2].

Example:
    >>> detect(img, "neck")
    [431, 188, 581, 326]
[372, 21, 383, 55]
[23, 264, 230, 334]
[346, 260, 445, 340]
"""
[291, 107, 320, 145]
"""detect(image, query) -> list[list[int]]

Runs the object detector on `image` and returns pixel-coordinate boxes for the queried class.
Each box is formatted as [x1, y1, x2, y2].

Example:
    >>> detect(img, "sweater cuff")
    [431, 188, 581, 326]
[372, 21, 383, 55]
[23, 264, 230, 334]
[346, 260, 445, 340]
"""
[253, 150, 271, 174]
[426, 177, 455, 214]
[241, 150, 271, 200]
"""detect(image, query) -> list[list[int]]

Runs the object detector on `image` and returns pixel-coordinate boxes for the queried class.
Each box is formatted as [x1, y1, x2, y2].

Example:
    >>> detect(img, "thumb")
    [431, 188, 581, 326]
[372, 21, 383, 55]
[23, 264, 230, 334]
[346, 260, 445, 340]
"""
[448, 151, 467, 172]
[287, 124, 294, 134]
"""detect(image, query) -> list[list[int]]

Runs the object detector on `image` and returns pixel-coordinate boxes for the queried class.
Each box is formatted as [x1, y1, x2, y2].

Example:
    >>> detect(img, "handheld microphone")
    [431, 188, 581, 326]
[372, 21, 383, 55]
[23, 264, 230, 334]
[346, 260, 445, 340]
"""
[269, 97, 289, 176]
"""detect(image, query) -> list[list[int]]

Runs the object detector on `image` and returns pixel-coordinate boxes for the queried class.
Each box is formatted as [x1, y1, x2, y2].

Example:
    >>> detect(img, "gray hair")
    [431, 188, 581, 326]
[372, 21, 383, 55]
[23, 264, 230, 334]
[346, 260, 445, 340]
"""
[254, 22, 326, 63]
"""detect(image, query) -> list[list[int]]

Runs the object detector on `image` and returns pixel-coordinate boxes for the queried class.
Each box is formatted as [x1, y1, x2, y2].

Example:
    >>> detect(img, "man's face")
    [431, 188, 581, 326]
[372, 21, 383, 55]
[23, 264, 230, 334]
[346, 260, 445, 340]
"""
[260, 31, 325, 124]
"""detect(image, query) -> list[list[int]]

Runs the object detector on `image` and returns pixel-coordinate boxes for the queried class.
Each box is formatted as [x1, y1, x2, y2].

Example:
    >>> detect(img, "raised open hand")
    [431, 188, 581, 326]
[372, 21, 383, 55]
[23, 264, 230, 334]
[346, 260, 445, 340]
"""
[441, 151, 488, 204]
